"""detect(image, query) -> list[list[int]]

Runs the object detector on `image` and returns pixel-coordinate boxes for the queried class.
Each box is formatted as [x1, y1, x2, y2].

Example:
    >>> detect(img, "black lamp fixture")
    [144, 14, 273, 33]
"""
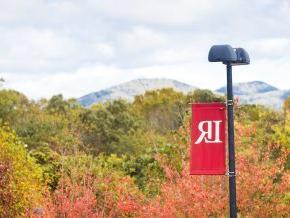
[208, 44, 250, 65]
[208, 44, 250, 218]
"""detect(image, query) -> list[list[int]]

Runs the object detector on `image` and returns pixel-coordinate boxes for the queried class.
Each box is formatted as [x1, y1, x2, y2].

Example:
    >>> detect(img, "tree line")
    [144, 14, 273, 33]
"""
[0, 88, 289, 217]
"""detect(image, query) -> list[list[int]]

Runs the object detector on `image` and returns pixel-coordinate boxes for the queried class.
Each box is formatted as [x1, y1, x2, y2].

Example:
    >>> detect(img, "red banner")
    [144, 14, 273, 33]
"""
[190, 103, 226, 175]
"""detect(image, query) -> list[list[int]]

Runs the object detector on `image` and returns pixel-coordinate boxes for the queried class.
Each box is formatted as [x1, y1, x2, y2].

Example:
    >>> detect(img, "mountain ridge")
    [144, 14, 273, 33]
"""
[216, 81, 279, 95]
[78, 78, 289, 109]
[78, 78, 197, 107]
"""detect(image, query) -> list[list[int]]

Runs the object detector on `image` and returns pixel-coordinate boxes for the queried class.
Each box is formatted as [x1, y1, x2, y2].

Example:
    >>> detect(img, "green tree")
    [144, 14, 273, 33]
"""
[46, 94, 80, 115]
[79, 100, 143, 155]
[186, 89, 225, 104]
[133, 88, 186, 134]
[0, 89, 29, 125]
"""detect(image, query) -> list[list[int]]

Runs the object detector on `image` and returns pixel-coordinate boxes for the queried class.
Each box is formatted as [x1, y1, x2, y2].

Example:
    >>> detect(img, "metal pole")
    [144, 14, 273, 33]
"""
[226, 63, 237, 218]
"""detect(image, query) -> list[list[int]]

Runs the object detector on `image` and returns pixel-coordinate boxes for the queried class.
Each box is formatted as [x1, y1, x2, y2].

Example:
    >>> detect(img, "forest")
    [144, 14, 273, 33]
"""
[0, 87, 289, 217]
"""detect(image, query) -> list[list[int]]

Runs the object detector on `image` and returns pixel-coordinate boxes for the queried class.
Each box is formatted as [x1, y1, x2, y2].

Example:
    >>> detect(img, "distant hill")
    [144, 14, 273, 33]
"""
[78, 78, 196, 107]
[215, 81, 290, 109]
[78, 78, 289, 109]
[216, 81, 278, 95]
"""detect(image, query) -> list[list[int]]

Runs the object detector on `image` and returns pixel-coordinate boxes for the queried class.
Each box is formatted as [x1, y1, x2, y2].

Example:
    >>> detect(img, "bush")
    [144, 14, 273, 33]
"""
[0, 126, 44, 216]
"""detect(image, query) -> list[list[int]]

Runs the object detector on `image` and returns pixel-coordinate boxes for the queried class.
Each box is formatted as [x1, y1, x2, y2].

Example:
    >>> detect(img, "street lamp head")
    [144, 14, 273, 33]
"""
[208, 45, 237, 63]
[233, 48, 250, 65]
[208, 45, 250, 65]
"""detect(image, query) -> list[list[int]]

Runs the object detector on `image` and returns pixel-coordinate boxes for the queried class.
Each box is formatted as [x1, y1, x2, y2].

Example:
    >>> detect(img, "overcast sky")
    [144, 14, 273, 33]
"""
[0, 0, 289, 99]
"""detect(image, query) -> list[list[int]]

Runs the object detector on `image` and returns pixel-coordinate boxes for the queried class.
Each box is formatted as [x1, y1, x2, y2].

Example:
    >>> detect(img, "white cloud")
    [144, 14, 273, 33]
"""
[117, 26, 168, 53]
[91, 43, 116, 58]
[90, 0, 228, 25]
[0, 0, 290, 99]
[0, 26, 116, 72]
[0, 27, 78, 71]
[0, 0, 45, 23]
[247, 38, 290, 58]
[2, 65, 127, 98]
[1, 62, 223, 99]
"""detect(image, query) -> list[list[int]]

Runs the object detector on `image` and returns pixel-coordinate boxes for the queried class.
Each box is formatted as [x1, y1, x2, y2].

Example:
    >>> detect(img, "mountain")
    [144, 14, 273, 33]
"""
[215, 81, 289, 109]
[78, 79, 289, 109]
[78, 78, 196, 107]
[216, 81, 278, 95]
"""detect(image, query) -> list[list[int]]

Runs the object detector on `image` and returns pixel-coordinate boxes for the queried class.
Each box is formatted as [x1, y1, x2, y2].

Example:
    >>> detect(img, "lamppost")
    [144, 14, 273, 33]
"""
[208, 45, 250, 218]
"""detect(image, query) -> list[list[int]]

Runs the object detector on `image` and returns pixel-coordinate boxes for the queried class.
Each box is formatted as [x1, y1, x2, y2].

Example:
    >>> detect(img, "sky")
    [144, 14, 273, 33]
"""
[0, 0, 290, 99]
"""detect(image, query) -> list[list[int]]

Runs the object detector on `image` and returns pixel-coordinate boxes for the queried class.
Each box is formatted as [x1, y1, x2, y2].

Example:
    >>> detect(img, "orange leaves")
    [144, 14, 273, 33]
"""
[139, 163, 228, 217]
[45, 177, 99, 218]
[117, 199, 141, 215]
[236, 150, 290, 217]
[44, 175, 145, 217]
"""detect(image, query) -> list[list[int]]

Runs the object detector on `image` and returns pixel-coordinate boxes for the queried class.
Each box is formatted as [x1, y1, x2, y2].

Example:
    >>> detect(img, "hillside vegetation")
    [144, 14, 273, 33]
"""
[0, 88, 289, 217]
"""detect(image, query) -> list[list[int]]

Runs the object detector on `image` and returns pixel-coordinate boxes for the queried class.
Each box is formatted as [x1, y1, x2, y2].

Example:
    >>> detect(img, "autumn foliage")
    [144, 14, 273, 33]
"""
[0, 89, 289, 217]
